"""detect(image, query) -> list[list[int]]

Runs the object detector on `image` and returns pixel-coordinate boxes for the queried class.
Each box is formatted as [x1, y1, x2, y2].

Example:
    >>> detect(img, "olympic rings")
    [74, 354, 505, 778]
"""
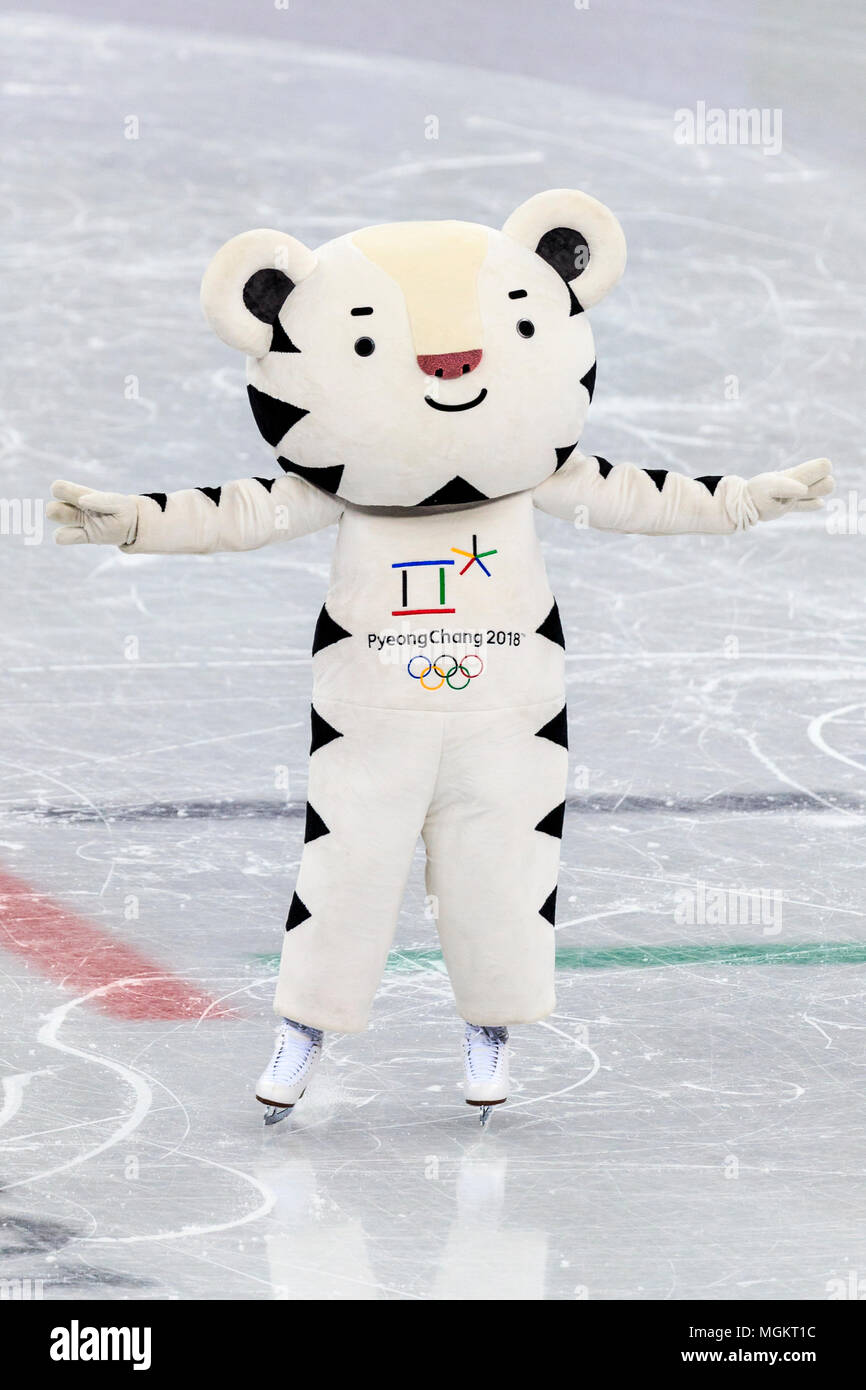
[407, 652, 485, 691]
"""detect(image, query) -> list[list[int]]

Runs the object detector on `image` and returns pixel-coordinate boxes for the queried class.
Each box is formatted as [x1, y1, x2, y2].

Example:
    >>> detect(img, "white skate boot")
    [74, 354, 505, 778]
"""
[255, 1018, 323, 1126]
[463, 1023, 509, 1127]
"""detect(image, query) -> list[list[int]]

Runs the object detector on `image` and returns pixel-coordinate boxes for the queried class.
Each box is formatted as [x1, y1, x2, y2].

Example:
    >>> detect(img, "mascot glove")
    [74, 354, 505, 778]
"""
[746, 458, 833, 523]
[47, 480, 139, 547]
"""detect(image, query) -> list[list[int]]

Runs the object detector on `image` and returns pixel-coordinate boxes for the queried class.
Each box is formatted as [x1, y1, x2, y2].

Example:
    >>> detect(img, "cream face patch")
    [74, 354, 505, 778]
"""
[352, 221, 488, 357]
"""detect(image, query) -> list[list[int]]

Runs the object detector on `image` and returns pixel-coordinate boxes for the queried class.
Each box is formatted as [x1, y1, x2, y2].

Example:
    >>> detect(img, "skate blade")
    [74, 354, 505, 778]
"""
[465, 1097, 506, 1129]
[257, 1087, 307, 1127]
[262, 1103, 293, 1126]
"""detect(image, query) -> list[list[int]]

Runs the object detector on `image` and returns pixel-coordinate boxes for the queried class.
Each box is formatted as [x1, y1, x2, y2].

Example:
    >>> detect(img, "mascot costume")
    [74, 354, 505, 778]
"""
[48, 190, 833, 1124]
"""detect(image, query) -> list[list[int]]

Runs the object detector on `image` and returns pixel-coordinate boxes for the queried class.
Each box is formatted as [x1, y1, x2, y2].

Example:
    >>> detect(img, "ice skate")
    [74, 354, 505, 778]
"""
[255, 1018, 322, 1125]
[463, 1023, 509, 1126]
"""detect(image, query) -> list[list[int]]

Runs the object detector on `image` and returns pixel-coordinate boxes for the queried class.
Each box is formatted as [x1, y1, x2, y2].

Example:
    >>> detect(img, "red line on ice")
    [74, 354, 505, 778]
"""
[0, 867, 235, 1021]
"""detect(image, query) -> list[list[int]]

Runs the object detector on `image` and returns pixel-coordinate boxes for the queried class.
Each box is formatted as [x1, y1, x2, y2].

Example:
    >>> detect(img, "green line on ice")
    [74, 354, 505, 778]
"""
[253, 942, 866, 974]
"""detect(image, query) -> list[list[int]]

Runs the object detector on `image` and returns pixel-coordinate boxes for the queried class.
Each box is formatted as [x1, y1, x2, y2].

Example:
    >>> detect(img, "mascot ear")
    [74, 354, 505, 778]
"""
[502, 189, 626, 309]
[200, 228, 318, 357]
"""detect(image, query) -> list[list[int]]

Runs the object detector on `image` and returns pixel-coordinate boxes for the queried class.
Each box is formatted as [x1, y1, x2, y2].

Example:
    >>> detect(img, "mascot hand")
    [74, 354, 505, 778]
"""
[47, 480, 139, 546]
[747, 458, 833, 522]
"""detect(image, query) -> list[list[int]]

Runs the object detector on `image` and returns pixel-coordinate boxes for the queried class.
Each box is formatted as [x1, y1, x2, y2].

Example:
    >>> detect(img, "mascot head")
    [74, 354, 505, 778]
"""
[200, 189, 626, 509]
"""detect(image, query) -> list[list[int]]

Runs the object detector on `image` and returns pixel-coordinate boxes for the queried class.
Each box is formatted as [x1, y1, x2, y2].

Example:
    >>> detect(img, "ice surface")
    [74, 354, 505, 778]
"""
[1, 7, 865, 1300]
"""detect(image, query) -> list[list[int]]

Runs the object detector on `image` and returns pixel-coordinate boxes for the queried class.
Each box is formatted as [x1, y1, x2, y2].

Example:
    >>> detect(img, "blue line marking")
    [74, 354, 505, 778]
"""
[391, 560, 455, 568]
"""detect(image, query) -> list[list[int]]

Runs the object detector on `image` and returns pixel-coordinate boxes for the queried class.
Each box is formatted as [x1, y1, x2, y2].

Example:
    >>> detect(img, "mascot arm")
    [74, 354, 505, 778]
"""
[47, 474, 343, 554]
[532, 452, 832, 535]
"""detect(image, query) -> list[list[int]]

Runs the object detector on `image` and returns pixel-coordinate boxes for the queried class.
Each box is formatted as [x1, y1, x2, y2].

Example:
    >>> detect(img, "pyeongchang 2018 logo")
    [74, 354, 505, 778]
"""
[389, 534, 499, 689]
[390, 534, 497, 618]
[50, 1320, 152, 1371]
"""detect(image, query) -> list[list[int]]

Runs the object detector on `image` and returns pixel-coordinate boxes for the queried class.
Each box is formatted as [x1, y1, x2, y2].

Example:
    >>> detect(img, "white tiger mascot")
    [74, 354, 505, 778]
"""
[48, 190, 833, 1124]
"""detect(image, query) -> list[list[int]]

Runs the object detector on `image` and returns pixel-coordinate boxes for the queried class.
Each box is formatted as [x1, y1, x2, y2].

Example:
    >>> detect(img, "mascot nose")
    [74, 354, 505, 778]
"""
[416, 349, 483, 379]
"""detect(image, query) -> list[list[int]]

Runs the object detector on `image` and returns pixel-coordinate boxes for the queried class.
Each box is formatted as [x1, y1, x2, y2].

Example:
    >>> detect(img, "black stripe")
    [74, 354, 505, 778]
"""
[247, 383, 308, 448]
[303, 803, 330, 843]
[535, 706, 568, 749]
[277, 456, 344, 496]
[536, 601, 565, 650]
[535, 802, 566, 838]
[310, 705, 343, 754]
[269, 316, 300, 353]
[285, 891, 311, 931]
[311, 604, 352, 656]
[418, 476, 489, 507]
[539, 887, 558, 925]
[580, 361, 597, 401]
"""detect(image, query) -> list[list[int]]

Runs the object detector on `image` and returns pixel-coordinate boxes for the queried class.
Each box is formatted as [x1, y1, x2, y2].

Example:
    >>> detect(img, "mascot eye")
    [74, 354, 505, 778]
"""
[354, 336, 376, 357]
[516, 319, 535, 338]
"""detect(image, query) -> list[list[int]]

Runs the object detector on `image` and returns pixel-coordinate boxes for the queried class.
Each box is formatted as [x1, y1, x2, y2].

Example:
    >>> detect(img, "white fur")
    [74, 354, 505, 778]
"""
[502, 188, 627, 308]
[200, 228, 317, 358]
[245, 226, 596, 506]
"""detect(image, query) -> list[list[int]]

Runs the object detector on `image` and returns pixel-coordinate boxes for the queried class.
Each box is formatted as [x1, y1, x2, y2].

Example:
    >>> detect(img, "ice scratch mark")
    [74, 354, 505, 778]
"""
[507, 1020, 600, 1110]
[81, 1145, 276, 1245]
[808, 703, 866, 775]
[682, 1080, 805, 1100]
[1, 978, 274, 1244]
[0, 1070, 52, 1130]
[741, 728, 861, 820]
[0, 986, 153, 1193]
[0, 752, 119, 894]
[802, 1014, 834, 1048]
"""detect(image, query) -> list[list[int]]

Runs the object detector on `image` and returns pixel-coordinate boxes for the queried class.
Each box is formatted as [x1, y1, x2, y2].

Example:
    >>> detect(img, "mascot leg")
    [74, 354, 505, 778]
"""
[423, 699, 568, 1027]
[273, 700, 440, 1033]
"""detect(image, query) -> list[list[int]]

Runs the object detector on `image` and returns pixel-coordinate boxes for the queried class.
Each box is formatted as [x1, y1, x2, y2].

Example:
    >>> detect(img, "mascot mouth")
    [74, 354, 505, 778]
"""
[424, 388, 488, 413]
